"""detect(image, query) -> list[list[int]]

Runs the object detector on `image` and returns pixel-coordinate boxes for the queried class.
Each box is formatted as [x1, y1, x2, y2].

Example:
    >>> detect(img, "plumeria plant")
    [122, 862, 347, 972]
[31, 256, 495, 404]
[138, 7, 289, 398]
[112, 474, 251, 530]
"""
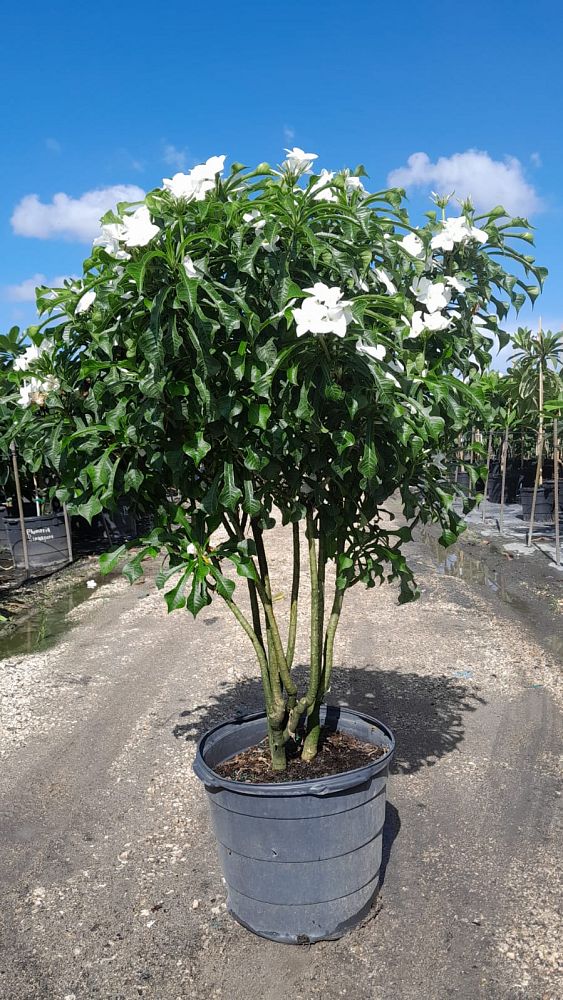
[6, 148, 545, 770]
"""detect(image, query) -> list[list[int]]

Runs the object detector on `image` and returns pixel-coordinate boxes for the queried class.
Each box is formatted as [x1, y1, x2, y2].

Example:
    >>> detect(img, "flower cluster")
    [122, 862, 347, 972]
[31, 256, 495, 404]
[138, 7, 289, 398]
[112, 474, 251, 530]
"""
[292, 283, 353, 338]
[283, 147, 318, 174]
[94, 205, 160, 254]
[431, 216, 488, 251]
[13, 343, 58, 407]
[163, 155, 226, 201]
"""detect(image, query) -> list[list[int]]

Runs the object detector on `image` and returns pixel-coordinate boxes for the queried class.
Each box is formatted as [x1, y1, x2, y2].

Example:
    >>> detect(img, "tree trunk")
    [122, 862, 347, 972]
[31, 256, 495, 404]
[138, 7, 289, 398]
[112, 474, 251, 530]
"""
[527, 365, 545, 547]
[554, 418, 560, 568]
[10, 441, 29, 576]
[499, 425, 509, 535]
[482, 431, 493, 522]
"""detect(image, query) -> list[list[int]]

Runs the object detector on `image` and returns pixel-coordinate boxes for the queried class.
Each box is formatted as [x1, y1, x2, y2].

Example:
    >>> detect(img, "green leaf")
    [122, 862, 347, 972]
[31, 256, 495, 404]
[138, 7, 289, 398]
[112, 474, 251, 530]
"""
[99, 545, 127, 575]
[183, 431, 211, 464]
[439, 529, 458, 547]
[219, 462, 242, 510]
[334, 430, 355, 454]
[242, 479, 262, 516]
[164, 569, 191, 612]
[124, 467, 144, 492]
[249, 402, 271, 429]
[211, 568, 236, 601]
[72, 496, 103, 523]
[186, 566, 212, 617]
[178, 275, 199, 312]
[296, 383, 313, 421]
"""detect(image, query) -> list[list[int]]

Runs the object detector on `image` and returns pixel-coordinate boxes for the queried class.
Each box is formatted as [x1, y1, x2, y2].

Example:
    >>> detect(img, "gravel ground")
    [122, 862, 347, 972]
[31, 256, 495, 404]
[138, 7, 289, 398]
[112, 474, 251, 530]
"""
[0, 522, 561, 1000]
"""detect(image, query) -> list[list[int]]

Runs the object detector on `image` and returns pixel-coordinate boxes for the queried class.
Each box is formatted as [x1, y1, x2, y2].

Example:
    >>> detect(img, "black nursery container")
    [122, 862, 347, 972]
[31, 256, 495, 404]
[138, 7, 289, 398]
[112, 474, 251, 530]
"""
[5, 514, 70, 569]
[456, 471, 471, 494]
[0, 504, 8, 549]
[193, 706, 395, 944]
[520, 486, 553, 523]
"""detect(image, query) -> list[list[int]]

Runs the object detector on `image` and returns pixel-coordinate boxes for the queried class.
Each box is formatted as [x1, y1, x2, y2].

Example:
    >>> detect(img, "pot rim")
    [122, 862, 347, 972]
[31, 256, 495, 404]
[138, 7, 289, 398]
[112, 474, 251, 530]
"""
[193, 706, 395, 797]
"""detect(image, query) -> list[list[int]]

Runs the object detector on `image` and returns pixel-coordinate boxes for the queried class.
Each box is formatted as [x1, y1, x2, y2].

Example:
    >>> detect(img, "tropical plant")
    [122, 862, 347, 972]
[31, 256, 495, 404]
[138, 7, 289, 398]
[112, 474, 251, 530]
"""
[5, 150, 545, 770]
[509, 327, 563, 542]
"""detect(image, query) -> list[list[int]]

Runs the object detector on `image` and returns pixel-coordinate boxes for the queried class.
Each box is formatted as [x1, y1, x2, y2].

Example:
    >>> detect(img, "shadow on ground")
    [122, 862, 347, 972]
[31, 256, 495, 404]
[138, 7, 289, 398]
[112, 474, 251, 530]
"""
[173, 665, 485, 777]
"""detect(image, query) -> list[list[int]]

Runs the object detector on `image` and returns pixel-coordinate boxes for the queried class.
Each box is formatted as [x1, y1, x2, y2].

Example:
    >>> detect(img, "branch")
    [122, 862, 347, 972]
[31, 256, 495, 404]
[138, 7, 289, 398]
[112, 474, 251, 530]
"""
[286, 521, 300, 669]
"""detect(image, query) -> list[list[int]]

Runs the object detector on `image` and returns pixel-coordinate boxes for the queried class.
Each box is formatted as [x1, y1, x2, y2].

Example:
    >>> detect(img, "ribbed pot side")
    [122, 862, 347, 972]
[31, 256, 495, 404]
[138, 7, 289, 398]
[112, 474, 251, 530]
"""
[193, 706, 395, 944]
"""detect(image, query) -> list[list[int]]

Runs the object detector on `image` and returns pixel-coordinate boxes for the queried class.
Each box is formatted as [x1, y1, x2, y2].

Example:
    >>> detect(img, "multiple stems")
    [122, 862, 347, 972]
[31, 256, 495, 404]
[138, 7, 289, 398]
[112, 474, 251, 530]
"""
[221, 510, 345, 770]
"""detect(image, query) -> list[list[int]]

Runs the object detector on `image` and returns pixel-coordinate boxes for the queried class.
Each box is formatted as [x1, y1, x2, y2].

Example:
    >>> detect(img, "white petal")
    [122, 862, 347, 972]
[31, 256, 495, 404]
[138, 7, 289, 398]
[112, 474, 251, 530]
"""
[76, 289, 96, 314]
[357, 341, 386, 361]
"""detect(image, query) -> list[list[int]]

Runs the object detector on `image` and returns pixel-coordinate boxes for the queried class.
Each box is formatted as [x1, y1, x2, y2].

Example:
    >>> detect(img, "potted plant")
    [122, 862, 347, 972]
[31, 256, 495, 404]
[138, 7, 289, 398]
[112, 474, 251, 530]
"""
[509, 327, 563, 536]
[6, 150, 544, 941]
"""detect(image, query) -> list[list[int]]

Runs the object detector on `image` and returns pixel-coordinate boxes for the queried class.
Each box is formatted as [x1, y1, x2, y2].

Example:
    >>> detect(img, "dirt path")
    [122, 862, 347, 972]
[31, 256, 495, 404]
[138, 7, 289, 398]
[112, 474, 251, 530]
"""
[0, 526, 561, 1000]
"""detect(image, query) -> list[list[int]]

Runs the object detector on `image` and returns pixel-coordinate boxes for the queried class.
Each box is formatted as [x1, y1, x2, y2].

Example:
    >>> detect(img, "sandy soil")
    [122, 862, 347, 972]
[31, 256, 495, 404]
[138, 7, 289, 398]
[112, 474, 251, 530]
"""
[0, 520, 561, 1000]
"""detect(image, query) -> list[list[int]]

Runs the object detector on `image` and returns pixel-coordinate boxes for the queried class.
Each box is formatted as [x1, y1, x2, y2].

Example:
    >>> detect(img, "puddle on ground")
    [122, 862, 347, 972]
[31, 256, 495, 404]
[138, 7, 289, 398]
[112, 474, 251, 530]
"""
[423, 533, 515, 603]
[0, 576, 106, 660]
[423, 532, 563, 662]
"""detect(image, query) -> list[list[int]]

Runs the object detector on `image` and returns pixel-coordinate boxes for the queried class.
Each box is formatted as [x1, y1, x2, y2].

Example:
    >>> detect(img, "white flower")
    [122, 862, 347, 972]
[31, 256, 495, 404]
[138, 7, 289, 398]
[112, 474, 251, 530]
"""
[18, 383, 33, 407]
[13, 344, 41, 372]
[374, 268, 397, 295]
[343, 173, 366, 196]
[76, 289, 96, 314]
[243, 209, 266, 231]
[283, 147, 318, 174]
[293, 283, 353, 338]
[431, 216, 488, 251]
[261, 235, 280, 253]
[41, 374, 60, 393]
[93, 222, 130, 260]
[121, 206, 160, 248]
[17, 372, 58, 407]
[311, 169, 336, 202]
[383, 372, 400, 387]
[388, 359, 405, 373]
[403, 308, 451, 338]
[163, 172, 197, 199]
[163, 155, 226, 201]
[445, 275, 467, 294]
[190, 154, 226, 182]
[403, 311, 426, 338]
[411, 277, 451, 313]
[86, 579, 97, 589]
[182, 254, 199, 278]
[399, 232, 425, 258]
[357, 341, 386, 361]
[425, 311, 451, 331]
[187, 543, 196, 555]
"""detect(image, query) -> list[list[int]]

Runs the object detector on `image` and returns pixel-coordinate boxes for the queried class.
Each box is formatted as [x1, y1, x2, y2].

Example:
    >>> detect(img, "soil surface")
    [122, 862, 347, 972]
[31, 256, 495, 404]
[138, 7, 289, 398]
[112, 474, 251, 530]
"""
[0, 513, 561, 1000]
[215, 731, 386, 783]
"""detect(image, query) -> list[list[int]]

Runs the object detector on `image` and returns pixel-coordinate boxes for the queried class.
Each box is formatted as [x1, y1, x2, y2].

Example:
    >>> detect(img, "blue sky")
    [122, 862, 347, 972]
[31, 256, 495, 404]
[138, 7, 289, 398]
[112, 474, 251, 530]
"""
[2, 0, 562, 362]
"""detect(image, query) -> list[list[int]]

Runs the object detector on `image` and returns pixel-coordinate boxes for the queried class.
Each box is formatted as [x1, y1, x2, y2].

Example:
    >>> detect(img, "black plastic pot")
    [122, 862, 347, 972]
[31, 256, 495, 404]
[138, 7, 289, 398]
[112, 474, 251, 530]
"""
[456, 471, 471, 494]
[487, 474, 502, 503]
[193, 706, 395, 944]
[5, 514, 70, 568]
[543, 481, 563, 513]
[0, 505, 8, 549]
[520, 486, 553, 523]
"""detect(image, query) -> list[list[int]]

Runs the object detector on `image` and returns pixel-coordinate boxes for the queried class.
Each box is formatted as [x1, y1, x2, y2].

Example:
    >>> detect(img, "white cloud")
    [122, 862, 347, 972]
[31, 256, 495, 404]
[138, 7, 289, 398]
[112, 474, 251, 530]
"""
[45, 137, 62, 154]
[4, 274, 47, 302]
[163, 143, 188, 171]
[388, 149, 542, 215]
[530, 151, 542, 168]
[283, 125, 295, 143]
[3, 273, 78, 302]
[11, 184, 145, 242]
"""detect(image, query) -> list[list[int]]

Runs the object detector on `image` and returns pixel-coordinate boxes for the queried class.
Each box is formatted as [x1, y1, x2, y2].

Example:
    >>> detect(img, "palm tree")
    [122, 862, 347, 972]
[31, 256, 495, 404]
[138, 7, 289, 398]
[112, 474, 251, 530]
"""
[509, 325, 563, 545]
